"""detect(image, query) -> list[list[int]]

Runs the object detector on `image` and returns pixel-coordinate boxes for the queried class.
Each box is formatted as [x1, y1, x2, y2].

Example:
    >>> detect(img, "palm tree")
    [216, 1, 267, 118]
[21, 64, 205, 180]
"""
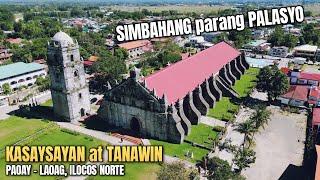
[234, 120, 257, 147]
[251, 107, 271, 129]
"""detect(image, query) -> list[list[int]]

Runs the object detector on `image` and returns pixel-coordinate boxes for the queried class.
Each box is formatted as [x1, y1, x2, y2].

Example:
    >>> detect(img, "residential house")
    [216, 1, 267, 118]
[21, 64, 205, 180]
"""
[0, 46, 12, 64]
[294, 44, 318, 60]
[277, 85, 309, 107]
[118, 40, 153, 59]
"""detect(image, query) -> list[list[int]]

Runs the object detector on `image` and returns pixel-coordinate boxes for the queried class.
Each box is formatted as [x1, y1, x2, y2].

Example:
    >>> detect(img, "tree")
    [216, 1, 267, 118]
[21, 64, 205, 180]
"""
[114, 48, 128, 60]
[35, 76, 50, 92]
[235, 120, 257, 146]
[204, 157, 243, 180]
[250, 104, 271, 129]
[257, 65, 289, 102]
[157, 161, 198, 180]
[1, 83, 11, 95]
[282, 34, 298, 49]
[233, 147, 256, 172]
[268, 26, 284, 47]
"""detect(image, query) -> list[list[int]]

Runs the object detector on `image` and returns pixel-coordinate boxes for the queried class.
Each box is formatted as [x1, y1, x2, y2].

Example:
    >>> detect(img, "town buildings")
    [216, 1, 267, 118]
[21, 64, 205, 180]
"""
[268, 46, 289, 58]
[97, 42, 249, 143]
[118, 40, 153, 59]
[0, 62, 46, 93]
[294, 44, 318, 60]
[0, 46, 12, 64]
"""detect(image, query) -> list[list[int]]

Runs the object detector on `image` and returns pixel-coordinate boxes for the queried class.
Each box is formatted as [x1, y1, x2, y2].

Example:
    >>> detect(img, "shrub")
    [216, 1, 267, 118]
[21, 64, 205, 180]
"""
[61, 129, 79, 136]
[212, 126, 225, 132]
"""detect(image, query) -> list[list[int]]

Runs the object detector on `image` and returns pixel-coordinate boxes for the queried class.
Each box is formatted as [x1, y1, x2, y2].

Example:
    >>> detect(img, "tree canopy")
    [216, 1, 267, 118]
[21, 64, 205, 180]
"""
[257, 65, 289, 102]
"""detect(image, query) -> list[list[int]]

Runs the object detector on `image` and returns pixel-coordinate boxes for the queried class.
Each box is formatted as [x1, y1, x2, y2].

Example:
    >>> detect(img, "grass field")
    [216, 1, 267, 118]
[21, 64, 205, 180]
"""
[91, 163, 160, 180]
[0, 116, 160, 179]
[207, 97, 238, 121]
[185, 124, 218, 149]
[41, 99, 52, 107]
[150, 139, 208, 163]
[233, 68, 260, 98]
[208, 67, 259, 121]
[0, 116, 52, 150]
[108, 5, 232, 14]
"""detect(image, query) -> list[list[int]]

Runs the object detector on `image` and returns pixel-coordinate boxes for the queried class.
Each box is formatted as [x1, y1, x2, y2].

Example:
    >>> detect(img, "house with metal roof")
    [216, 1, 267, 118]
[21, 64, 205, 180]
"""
[0, 62, 46, 93]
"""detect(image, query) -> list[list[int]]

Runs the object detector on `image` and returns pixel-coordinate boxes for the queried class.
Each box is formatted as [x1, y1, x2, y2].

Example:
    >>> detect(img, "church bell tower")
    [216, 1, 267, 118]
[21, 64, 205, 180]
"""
[47, 31, 91, 122]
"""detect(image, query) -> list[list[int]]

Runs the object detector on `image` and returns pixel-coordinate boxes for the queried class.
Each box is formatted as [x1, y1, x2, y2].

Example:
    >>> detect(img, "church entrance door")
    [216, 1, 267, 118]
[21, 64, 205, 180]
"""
[130, 117, 140, 133]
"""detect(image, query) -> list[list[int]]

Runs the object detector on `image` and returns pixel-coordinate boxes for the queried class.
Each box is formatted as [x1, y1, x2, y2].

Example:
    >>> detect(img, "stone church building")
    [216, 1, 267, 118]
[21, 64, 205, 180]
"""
[47, 31, 91, 122]
[98, 42, 249, 143]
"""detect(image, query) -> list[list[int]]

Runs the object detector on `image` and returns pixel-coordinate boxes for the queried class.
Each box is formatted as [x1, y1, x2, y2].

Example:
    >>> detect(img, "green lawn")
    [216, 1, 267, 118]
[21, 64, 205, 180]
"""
[0, 116, 52, 150]
[41, 99, 52, 107]
[207, 97, 238, 121]
[185, 124, 218, 149]
[91, 163, 160, 180]
[207, 67, 259, 121]
[232, 68, 260, 98]
[150, 139, 208, 163]
[0, 116, 159, 180]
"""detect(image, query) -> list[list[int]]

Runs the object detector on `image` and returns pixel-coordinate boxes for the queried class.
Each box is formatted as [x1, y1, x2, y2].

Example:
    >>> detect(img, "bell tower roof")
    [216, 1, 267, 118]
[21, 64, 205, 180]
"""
[52, 31, 74, 45]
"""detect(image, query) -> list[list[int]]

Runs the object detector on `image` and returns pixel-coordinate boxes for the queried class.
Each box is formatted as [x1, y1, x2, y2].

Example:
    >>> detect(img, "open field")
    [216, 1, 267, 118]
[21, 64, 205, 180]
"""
[0, 116, 51, 150]
[185, 124, 218, 148]
[150, 139, 208, 163]
[242, 106, 307, 180]
[108, 5, 232, 14]
[305, 4, 320, 16]
[0, 116, 159, 179]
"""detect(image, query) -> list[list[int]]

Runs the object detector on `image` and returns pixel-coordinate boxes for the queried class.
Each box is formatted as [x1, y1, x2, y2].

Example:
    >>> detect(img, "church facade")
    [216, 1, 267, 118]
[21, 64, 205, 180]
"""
[98, 42, 249, 143]
[47, 31, 91, 122]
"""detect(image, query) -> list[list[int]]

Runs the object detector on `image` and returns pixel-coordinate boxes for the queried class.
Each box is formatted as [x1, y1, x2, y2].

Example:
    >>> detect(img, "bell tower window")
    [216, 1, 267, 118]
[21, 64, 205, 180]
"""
[70, 54, 74, 62]
[74, 70, 78, 77]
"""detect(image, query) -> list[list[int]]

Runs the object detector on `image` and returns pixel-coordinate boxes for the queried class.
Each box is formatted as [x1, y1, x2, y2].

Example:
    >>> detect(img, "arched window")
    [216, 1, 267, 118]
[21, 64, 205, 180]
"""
[78, 93, 82, 99]
[70, 54, 74, 62]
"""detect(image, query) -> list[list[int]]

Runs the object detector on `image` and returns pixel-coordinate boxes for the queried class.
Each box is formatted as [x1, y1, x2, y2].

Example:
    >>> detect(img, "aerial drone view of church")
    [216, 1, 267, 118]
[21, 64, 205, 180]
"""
[47, 31, 249, 144]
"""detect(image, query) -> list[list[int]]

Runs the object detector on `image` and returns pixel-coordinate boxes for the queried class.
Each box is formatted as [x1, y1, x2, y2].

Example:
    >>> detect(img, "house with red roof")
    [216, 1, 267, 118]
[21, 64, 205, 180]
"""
[278, 85, 320, 107]
[97, 42, 249, 143]
[118, 40, 153, 59]
[290, 71, 320, 86]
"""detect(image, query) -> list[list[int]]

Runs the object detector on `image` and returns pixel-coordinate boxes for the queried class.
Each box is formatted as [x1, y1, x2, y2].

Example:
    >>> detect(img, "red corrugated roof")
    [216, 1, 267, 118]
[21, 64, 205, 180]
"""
[143, 42, 240, 104]
[281, 85, 309, 101]
[299, 72, 320, 82]
[313, 108, 320, 126]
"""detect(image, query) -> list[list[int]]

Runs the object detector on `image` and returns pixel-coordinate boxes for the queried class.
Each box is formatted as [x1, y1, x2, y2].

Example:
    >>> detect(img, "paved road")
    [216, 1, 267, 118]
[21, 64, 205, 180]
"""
[56, 122, 134, 146]
[0, 91, 51, 120]
[210, 107, 254, 165]
[200, 116, 226, 127]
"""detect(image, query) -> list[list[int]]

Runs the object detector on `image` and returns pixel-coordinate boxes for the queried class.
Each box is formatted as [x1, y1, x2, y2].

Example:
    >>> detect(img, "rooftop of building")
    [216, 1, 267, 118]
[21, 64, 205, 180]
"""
[313, 108, 320, 126]
[294, 44, 318, 52]
[280, 85, 309, 101]
[299, 72, 320, 82]
[118, 40, 151, 50]
[245, 39, 267, 47]
[0, 62, 45, 80]
[143, 41, 240, 104]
